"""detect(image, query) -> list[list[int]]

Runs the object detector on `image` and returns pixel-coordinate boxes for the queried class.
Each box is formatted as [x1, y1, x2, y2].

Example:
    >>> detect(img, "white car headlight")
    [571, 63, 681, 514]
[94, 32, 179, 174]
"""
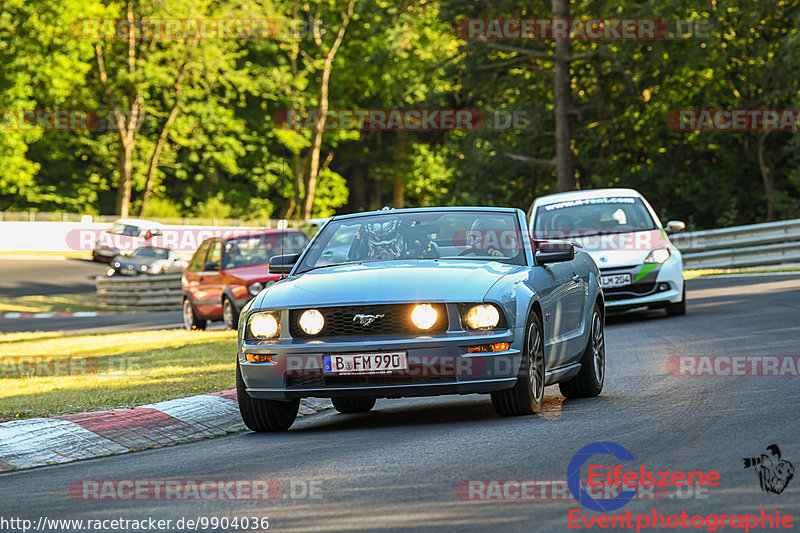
[248, 282, 264, 296]
[250, 312, 280, 339]
[464, 304, 500, 329]
[410, 304, 438, 330]
[645, 247, 671, 264]
[299, 309, 325, 335]
[140, 264, 148, 271]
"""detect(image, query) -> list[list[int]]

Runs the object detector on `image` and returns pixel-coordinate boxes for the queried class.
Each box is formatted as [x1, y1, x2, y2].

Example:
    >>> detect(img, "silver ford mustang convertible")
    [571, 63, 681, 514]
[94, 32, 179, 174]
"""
[236, 207, 605, 431]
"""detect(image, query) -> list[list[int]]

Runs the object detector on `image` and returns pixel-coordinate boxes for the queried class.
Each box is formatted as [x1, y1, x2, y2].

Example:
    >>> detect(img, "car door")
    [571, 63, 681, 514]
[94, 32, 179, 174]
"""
[195, 240, 224, 317]
[184, 241, 211, 304]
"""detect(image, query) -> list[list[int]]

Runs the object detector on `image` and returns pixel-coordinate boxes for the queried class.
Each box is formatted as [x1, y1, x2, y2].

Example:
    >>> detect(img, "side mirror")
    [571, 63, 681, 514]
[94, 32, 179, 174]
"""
[535, 243, 575, 265]
[269, 254, 300, 274]
[666, 220, 686, 234]
[203, 261, 219, 271]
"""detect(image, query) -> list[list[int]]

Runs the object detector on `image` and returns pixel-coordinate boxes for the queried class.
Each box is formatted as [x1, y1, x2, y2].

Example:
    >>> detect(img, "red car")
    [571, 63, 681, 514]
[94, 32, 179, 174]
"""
[181, 230, 309, 330]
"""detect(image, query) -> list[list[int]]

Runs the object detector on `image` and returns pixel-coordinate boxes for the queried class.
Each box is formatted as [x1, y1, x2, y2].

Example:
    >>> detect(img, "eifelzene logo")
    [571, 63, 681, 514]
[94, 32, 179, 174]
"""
[743, 445, 794, 495]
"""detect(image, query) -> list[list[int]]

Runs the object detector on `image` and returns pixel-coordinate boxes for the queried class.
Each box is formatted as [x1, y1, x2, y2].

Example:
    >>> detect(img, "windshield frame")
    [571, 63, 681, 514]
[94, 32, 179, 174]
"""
[293, 209, 527, 275]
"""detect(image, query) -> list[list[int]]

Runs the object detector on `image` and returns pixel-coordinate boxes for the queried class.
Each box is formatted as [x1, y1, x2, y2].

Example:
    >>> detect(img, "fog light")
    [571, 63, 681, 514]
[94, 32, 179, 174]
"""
[467, 343, 510, 353]
[246, 354, 273, 363]
[411, 304, 438, 330]
[659, 283, 670, 291]
[299, 309, 325, 335]
[250, 312, 279, 339]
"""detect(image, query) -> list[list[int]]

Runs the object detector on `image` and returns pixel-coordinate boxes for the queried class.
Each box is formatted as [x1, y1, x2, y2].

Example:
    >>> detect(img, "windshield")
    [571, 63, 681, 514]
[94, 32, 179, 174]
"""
[223, 232, 309, 269]
[131, 247, 169, 259]
[533, 197, 658, 238]
[295, 211, 525, 274]
[109, 223, 142, 236]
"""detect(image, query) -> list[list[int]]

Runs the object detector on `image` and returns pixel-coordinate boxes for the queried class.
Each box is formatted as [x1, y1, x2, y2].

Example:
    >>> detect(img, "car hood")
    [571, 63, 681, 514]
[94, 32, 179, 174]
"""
[224, 264, 281, 283]
[572, 229, 669, 268]
[254, 260, 520, 308]
[114, 256, 159, 267]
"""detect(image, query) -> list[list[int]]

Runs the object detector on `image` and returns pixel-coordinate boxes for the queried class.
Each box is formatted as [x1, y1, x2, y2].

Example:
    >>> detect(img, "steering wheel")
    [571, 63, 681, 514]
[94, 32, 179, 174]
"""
[457, 248, 482, 256]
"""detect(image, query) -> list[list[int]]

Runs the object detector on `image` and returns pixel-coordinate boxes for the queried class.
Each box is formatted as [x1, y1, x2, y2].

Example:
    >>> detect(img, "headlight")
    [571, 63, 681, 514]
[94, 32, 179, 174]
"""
[464, 304, 500, 329]
[106, 268, 115, 277]
[410, 304, 438, 330]
[140, 265, 148, 271]
[299, 309, 325, 335]
[248, 282, 264, 296]
[113, 261, 120, 268]
[645, 247, 671, 264]
[249, 312, 280, 339]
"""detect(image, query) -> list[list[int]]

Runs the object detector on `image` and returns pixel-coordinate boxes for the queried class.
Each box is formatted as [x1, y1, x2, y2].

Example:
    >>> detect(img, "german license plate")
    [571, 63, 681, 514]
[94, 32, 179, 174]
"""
[324, 352, 408, 375]
[601, 273, 631, 288]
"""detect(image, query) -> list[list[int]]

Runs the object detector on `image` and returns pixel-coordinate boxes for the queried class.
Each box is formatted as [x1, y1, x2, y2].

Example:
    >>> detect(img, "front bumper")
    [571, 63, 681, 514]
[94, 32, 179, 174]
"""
[601, 254, 684, 310]
[239, 329, 521, 400]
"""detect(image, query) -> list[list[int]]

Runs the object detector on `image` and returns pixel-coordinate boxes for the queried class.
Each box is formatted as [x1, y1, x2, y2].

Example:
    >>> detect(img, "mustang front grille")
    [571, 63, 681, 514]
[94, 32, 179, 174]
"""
[288, 304, 448, 338]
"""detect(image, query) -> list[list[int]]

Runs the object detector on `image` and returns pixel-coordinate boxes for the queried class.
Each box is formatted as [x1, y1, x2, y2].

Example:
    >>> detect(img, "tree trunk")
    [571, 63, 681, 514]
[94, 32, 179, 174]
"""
[352, 165, 366, 211]
[301, 0, 356, 219]
[552, 0, 576, 192]
[757, 131, 774, 220]
[393, 130, 407, 208]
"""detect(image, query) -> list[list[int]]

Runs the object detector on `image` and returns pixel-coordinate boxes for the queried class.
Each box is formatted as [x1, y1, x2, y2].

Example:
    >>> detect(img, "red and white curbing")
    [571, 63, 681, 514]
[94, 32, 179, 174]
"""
[0, 390, 331, 471]
[1, 311, 116, 319]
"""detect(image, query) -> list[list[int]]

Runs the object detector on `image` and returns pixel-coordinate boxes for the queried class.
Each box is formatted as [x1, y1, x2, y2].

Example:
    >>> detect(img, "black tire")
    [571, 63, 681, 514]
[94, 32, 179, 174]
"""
[236, 360, 299, 431]
[559, 303, 605, 398]
[332, 397, 376, 413]
[491, 311, 545, 416]
[222, 297, 239, 330]
[182, 297, 207, 331]
[665, 287, 686, 316]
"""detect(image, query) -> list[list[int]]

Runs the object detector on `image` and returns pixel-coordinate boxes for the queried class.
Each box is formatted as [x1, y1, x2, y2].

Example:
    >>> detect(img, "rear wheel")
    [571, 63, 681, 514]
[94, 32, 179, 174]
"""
[222, 297, 239, 329]
[559, 303, 604, 398]
[491, 312, 545, 416]
[183, 297, 207, 331]
[332, 397, 376, 413]
[665, 287, 686, 316]
[236, 361, 299, 431]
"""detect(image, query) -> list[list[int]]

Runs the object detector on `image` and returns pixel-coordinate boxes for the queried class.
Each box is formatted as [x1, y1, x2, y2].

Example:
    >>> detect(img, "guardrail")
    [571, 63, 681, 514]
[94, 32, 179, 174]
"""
[96, 274, 183, 311]
[672, 218, 800, 269]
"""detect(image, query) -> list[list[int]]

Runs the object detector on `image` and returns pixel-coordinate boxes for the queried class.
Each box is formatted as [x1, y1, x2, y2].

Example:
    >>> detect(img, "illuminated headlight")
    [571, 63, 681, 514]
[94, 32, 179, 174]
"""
[113, 261, 120, 268]
[465, 304, 500, 330]
[410, 304, 438, 330]
[299, 309, 325, 335]
[106, 268, 115, 277]
[645, 248, 671, 264]
[249, 312, 280, 339]
[140, 265, 148, 271]
[248, 282, 264, 296]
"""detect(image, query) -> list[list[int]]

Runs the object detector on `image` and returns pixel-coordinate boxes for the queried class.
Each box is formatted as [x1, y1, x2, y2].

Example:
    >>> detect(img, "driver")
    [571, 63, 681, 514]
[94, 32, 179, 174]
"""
[466, 217, 515, 257]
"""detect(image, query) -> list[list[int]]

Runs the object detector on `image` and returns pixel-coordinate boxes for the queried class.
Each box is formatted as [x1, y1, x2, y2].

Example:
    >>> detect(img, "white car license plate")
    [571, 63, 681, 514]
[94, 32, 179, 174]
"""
[324, 352, 408, 375]
[601, 273, 631, 288]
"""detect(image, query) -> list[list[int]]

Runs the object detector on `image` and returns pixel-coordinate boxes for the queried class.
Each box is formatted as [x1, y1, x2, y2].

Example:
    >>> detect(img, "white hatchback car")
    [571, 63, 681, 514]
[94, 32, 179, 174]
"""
[529, 188, 686, 316]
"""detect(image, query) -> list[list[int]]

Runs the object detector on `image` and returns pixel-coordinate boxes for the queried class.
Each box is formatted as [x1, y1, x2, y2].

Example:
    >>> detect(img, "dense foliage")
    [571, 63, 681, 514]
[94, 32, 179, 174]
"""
[1, 0, 799, 228]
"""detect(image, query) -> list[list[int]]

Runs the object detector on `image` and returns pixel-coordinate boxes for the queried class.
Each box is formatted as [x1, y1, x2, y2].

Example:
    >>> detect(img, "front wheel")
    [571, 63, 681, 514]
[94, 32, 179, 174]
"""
[183, 298, 207, 331]
[222, 297, 239, 329]
[559, 303, 604, 398]
[665, 287, 686, 316]
[491, 312, 545, 416]
[332, 397, 376, 413]
[236, 361, 299, 431]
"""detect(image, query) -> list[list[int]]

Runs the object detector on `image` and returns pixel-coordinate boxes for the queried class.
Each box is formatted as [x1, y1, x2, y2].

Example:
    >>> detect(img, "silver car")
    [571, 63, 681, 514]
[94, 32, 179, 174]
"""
[236, 207, 605, 431]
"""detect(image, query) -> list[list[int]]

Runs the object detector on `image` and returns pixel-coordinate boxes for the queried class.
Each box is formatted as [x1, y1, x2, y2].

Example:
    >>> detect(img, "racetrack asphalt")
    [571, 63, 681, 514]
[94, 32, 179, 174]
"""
[0, 273, 798, 532]
[0, 258, 107, 297]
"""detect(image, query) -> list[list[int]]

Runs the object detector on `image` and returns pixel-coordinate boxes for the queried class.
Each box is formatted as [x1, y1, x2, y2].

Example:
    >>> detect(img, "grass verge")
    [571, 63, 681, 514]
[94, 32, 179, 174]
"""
[0, 293, 100, 313]
[0, 329, 237, 421]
